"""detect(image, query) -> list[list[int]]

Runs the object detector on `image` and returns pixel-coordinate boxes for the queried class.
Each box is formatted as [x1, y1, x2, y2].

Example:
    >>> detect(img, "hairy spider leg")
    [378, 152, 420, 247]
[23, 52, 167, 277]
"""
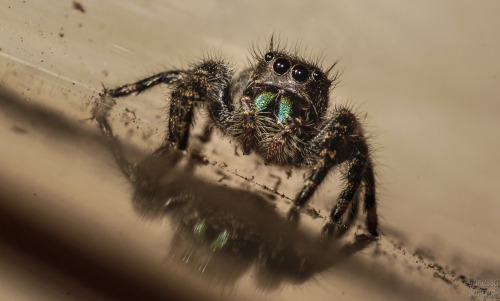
[323, 151, 366, 236]
[336, 189, 361, 237]
[264, 118, 305, 163]
[291, 108, 379, 236]
[168, 79, 198, 149]
[95, 70, 186, 181]
[293, 124, 349, 206]
[168, 61, 233, 149]
[239, 95, 258, 154]
[363, 162, 379, 236]
[106, 71, 187, 97]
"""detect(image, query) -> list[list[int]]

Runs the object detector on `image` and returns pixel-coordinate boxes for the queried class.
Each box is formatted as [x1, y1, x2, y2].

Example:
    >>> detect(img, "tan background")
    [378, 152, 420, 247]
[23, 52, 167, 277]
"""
[1, 0, 499, 300]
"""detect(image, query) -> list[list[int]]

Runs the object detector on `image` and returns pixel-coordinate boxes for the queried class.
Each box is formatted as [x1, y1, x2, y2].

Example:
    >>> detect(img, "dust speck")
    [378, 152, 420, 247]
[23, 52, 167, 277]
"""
[72, 1, 85, 13]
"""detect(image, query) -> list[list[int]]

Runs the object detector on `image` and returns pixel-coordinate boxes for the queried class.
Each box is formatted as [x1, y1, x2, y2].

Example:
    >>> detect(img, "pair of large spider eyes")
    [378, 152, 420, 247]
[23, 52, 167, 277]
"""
[265, 52, 321, 82]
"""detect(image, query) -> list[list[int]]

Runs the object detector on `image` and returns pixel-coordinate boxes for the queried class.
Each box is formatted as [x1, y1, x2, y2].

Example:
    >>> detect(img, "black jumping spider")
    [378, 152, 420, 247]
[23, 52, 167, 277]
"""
[94, 38, 379, 238]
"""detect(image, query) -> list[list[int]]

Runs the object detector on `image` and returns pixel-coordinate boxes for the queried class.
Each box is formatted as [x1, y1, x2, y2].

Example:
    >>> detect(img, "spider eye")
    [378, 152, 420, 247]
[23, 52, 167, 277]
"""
[291, 65, 309, 82]
[273, 58, 290, 75]
[264, 52, 274, 62]
[312, 70, 322, 81]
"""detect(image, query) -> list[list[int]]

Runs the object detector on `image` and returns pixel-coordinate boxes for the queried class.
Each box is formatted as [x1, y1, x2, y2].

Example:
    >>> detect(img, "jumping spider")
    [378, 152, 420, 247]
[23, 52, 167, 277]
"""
[95, 39, 379, 238]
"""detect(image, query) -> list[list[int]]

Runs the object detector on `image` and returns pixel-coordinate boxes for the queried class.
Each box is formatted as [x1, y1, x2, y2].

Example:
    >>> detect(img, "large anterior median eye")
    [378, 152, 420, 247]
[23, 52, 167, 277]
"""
[273, 58, 291, 75]
[254, 92, 275, 111]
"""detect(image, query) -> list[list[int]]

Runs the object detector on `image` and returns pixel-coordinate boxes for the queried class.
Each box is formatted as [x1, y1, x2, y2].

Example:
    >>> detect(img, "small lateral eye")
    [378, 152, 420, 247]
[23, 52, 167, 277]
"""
[291, 65, 309, 82]
[273, 58, 291, 75]
[265, 52, 274, 62]
[312, 70, 322, 81]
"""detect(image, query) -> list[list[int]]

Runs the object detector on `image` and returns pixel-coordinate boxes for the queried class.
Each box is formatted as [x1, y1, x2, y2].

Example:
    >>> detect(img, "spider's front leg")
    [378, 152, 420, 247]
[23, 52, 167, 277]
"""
[166, 61, 234, 150]
[195, 67, 252, 144]
[104, 71, 188, 98]
[95, 69, 187, 145]
[289, 108, 379, 238]
[93, 70, 186, 180]
[93, 61, 234, 179]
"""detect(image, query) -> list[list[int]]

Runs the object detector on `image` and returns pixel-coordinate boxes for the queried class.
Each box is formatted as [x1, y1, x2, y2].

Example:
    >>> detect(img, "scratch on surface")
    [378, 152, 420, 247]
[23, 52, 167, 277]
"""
[0, 52, 97, 92]
[107, 42, 133, 54]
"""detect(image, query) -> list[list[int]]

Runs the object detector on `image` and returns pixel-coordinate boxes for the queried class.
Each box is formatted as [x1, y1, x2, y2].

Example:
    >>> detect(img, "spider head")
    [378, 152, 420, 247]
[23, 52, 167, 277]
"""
[243, 51, 333, 124]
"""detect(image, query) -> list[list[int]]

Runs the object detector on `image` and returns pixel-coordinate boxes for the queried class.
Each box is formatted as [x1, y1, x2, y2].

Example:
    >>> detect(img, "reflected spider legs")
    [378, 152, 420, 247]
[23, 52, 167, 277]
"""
[95, 40, 379, 238]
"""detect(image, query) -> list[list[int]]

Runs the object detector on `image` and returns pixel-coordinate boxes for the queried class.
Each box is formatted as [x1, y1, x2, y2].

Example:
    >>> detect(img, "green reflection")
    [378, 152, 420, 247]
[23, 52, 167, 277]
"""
[210, 230, 229, 251]
[193, 220, 206, 238]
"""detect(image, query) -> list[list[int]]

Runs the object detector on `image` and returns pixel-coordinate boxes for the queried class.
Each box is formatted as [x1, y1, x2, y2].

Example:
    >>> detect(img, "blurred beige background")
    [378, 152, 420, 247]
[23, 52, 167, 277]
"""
[1, 1, 499, 300]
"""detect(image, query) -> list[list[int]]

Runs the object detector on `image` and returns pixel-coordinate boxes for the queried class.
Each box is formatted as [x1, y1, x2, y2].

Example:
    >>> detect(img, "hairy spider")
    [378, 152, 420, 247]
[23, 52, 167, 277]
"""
[95, 38, 379, 237]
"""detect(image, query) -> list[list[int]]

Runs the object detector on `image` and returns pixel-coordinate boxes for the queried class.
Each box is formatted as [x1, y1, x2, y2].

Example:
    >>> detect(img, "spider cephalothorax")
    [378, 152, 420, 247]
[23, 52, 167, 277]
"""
[233, 50, 334, 165]
[94, 38, 379, 238]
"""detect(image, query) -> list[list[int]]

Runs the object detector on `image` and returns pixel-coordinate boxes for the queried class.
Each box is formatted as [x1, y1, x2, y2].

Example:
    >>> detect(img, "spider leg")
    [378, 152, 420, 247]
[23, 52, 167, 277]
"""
[331, 187, 360, 238]
[104, 70, 187, 97]
[292, 126, 348, 208]
[289, 107, 378, 237]
[238, 95, 258, 154]
[167, 60, 233, 150]
[363, 161, 379, 236]
[226, 68, 257, 154]
[264, 118, 306, 164]
[322, 153, 365, 237]
[287, 121, 346, 224]
[93, 70, 186, 180]
[94, 61, 233, 178]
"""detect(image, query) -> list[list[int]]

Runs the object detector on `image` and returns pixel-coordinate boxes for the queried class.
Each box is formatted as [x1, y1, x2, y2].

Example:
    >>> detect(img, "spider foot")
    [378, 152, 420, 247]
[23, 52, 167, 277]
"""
[92, 97, 115, 122]
[321, 221, 349, 240]
[367, 228, 380, 238]
[99, 82, 109, 97]
[92, 85, 116, 122]
[286, 206, 301, 226]
[356, 232, 380, 242]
